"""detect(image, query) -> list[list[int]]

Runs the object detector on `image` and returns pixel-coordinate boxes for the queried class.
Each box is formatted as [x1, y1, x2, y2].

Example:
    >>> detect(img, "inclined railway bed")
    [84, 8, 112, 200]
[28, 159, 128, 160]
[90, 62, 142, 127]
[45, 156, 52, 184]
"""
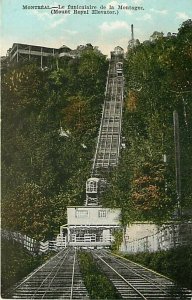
[92, 54, 124, 173]
[85, 47, 124, 205]
[92, 250, 192, 300]
[4, 248, 192, 299]
[5, 248, 89, 299]
[3, 47, 191, 300]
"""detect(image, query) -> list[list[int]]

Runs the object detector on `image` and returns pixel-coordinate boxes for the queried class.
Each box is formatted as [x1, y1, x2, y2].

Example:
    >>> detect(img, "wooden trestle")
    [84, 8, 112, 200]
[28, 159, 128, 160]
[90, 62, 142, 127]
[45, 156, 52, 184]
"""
[85, 46, 124, 206]
[64, 46, 125, 248]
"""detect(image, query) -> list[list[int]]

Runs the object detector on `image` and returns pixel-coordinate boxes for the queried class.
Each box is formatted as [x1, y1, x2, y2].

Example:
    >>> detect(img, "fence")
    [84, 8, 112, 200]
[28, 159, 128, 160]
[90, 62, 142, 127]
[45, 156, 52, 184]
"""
[1, 229, 66, 254]
[124, 222, 192, 253]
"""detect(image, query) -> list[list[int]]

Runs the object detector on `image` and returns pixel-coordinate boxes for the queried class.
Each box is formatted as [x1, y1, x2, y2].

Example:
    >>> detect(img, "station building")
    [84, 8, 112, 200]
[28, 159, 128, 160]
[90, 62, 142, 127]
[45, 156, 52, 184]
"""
[59, 206, 121, 248]
[3, 42, 98, 68]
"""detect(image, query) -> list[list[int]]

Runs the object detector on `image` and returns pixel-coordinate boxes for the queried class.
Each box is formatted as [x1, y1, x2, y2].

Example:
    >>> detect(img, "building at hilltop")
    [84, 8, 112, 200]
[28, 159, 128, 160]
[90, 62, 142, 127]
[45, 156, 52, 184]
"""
[2, 42, 101, 69]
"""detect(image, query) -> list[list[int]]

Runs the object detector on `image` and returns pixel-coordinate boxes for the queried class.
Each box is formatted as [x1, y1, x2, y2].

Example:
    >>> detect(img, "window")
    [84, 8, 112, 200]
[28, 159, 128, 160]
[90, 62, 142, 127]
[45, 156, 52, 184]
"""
[75, 210, 88, 218]
[87, 180, 98, 193]
[98, 210, 107, 218]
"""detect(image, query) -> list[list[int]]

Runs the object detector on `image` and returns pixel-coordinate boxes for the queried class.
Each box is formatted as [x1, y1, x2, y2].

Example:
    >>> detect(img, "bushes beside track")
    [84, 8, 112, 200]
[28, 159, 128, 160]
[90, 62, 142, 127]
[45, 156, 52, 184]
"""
[122, 245, 192, 290]
[78, 250, 121, 299]
[1, 238, 54, 293]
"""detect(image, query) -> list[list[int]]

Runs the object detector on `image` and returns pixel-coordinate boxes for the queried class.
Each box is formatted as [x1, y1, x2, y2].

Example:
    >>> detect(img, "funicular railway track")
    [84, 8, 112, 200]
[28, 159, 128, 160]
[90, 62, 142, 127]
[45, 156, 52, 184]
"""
[5, 247, 192, 299]
[4, 47, 192, 300]
[91, 49, 124, 175]
[5, 248, 89, 299]
[92, 250, 192, 299]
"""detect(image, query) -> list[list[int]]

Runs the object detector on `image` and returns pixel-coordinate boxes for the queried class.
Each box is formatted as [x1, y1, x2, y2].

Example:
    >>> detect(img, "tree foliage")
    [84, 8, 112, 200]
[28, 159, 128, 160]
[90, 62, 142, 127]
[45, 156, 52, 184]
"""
[102, 20, 192, 223]
[2, 21, 192, 238]
[1, 50, 108, 238]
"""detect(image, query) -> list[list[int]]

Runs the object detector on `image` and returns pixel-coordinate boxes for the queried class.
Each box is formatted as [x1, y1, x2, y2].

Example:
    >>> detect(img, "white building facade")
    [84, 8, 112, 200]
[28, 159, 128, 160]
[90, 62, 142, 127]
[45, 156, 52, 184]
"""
[59, 207, 121, 248]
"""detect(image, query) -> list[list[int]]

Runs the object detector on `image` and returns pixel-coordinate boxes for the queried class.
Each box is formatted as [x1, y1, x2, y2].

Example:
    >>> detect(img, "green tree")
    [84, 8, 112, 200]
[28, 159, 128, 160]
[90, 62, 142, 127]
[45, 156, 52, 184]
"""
[2, 49, 108, 238]
[102, 20, 192, 224]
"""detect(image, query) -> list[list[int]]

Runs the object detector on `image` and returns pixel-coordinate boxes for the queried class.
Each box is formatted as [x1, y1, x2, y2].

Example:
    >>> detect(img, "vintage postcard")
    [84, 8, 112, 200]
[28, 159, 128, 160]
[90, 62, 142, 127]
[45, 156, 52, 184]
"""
[1, 0, 192, 299]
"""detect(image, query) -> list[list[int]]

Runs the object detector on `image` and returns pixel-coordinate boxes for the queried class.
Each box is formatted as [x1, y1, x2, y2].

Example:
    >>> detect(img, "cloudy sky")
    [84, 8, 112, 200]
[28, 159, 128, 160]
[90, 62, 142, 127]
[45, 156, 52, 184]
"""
[1, 0, 191, 56]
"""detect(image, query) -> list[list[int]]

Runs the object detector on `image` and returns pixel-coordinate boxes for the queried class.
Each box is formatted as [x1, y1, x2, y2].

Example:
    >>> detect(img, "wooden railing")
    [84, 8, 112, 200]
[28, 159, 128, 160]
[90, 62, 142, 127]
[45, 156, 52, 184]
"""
[1, 229, 66, 254]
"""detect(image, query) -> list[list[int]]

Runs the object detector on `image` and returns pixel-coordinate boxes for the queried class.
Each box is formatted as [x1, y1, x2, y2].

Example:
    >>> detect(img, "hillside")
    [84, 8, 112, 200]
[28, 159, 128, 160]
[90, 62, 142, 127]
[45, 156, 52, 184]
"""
[1, 50, 108, 240]
[101, 20, 192, 224]
[2, 20, 192, 242]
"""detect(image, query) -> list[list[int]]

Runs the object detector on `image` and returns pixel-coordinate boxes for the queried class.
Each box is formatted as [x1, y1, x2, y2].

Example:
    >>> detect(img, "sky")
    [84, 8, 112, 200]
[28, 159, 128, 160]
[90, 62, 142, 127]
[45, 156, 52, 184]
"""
[1, 0, 192, 56]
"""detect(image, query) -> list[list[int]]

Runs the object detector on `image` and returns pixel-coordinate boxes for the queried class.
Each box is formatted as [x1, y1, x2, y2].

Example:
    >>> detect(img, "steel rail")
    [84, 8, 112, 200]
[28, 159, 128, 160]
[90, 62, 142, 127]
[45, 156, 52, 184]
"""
[40, 248, 72, 299]
[110, 251, 174, 281]
[101, 251, 171, 295]
[70, 247, 77, 300]
[93, 251, 147, 299]
[7, 248, 89, 300]
[91, 60, 111, 176]
[104, 76, 116, 166]
[101, 77, 114, 166]
[110, 252, 192, 299]
[8, 248, 68, 296]
[92, 54, 124, 174]
[94, 250, 192, 299]
[108, 76, 119, 165]
[100, 60, 123, 168]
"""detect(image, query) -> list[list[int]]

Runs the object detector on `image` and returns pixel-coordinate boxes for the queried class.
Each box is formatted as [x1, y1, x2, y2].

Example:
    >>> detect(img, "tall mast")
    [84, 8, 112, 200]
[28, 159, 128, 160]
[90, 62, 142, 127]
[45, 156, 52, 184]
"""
[131, 24, 134, 41]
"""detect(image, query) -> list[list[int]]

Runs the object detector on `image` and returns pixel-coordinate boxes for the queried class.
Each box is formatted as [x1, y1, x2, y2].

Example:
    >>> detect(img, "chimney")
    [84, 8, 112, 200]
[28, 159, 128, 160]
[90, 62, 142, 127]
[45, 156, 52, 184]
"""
[131, 24, 134, 41]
